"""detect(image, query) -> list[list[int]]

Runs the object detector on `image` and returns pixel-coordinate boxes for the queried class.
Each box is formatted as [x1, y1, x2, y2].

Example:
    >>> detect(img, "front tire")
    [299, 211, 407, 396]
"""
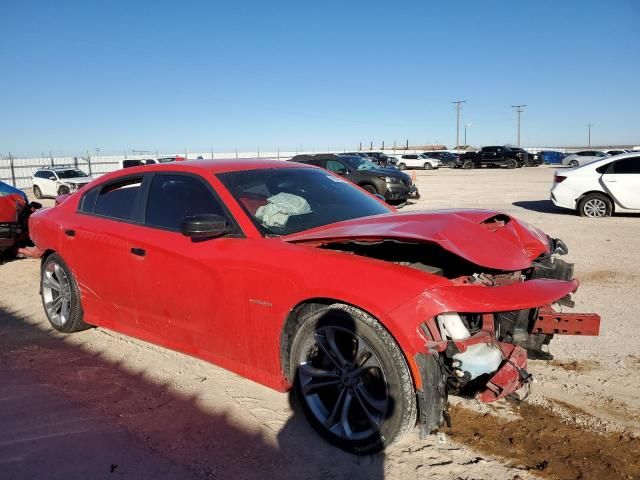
[578, 193, 612, 218]
[361, 184, 377, 195]
[57, 185, 70, 196]
[289, 304, 417, 454]
[506, 159, 517, 169]
[423, 162, 433, 170]
[41, 253, 89, 333]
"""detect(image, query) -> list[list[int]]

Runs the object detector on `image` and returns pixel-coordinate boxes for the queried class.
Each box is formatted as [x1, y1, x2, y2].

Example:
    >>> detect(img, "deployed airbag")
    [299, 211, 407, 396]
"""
[256, 193, 311, 228]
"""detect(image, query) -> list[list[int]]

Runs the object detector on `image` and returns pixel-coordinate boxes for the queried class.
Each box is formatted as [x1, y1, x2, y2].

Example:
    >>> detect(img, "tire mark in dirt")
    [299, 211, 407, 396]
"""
[447, 402, 640, 480]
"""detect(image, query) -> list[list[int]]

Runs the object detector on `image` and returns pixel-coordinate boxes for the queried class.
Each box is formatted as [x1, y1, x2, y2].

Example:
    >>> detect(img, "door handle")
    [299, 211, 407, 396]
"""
[130, 247, 146, 257]
[64, 229, 75, 237]
[605, 179, 617, 183]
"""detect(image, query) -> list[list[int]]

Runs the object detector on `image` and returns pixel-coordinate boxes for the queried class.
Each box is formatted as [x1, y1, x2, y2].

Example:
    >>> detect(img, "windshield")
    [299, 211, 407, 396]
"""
[340, 156, 378, 171]
[217, 167, 391, 236]
[56, 169, 88, 179]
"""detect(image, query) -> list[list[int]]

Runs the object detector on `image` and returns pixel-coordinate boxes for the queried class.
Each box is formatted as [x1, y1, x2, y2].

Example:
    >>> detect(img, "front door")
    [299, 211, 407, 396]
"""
[125, 172, 248, 360]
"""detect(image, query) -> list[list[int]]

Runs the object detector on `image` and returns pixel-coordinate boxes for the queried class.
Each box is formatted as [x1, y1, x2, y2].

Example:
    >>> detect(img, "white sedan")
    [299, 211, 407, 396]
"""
[551, 153, 640, 217]
[561, 150, 608, 168]
[393, 154, 441, 170]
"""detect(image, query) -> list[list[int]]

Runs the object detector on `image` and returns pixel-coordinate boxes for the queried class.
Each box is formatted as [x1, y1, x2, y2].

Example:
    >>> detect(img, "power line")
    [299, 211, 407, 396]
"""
[511, 105, 527, 147]
[452, 100, 466, 148]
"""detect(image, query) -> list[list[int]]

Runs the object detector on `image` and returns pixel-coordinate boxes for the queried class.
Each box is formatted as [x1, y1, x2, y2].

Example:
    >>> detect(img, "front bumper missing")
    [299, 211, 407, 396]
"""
[420, 314, 530, 405]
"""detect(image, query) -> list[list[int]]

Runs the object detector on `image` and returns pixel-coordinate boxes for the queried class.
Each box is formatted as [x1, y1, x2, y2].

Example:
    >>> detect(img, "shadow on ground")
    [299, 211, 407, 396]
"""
[512, 200, 572, 214]
[0, 305, 384, 479]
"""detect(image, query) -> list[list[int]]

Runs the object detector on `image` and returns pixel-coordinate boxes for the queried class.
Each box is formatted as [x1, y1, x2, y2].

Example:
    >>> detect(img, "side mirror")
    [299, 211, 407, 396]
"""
[337, 168, 349, 175]
[181, 214, 229, 239]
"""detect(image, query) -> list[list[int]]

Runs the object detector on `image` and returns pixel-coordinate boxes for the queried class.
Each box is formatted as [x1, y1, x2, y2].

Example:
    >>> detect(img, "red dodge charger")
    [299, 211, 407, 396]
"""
[29, 159, 599, 454]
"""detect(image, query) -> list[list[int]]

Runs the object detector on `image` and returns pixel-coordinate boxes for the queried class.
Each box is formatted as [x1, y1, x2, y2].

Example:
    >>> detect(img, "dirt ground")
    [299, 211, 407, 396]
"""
[1, 165, 639, 480]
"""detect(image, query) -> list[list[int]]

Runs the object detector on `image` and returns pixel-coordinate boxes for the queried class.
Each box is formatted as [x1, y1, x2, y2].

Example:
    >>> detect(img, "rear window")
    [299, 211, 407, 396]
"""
[92, 178, 143, 221]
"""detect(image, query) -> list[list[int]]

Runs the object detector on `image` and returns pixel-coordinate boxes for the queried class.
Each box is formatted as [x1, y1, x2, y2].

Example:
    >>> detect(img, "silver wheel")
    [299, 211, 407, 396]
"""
[569, 160, 579, 168]
[42, 261, 72, 327]
[583, 198, 607, 217]
[297, 325, 389, 441]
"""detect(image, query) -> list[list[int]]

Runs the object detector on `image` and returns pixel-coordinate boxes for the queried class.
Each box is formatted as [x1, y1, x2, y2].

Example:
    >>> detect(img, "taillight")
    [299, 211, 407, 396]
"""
[554, 175, 567, 183]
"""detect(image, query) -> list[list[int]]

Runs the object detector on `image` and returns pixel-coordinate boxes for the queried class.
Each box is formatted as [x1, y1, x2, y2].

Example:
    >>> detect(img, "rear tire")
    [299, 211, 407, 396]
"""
[289, 304, 418, 454]
[41, 253, 90, 333]
[33, 185, 42, 199]
[568, 160, 579, 168]
[578, 193, 612, 218]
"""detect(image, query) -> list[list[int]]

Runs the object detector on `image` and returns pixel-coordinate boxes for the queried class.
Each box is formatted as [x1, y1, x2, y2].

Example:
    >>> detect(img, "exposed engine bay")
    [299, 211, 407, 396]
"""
[321, 236, 585, 361]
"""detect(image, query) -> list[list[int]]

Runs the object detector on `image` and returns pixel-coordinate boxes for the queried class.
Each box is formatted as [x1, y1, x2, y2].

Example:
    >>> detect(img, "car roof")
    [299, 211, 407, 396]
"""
[95, 158, 310, 183]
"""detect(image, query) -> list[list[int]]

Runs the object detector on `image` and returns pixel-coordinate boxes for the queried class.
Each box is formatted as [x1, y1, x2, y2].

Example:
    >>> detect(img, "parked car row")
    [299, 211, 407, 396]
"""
[290, 154, 419, 203]
[457, 146, 543, 169]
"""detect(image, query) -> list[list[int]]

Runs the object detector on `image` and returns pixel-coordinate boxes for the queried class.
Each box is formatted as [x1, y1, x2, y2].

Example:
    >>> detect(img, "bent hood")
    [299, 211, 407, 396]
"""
[283, 209, 550, 271]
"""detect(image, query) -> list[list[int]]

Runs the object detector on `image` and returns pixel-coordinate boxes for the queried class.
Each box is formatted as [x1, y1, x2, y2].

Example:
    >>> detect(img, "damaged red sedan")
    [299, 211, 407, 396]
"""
[29, 160, 600, 454]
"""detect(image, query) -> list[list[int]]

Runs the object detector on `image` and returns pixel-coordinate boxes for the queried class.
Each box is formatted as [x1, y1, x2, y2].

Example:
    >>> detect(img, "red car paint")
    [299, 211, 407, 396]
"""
[28, 159, 594, 400]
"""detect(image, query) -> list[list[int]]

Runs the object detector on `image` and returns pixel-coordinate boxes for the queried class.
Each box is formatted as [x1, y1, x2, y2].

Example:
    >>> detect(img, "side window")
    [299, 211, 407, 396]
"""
[326, 160, 348, 173]
[93, 177, 143, 221]
[611, 158, 640, 174]
[144, 174, 227, 231]
[123, 160, 143, 168]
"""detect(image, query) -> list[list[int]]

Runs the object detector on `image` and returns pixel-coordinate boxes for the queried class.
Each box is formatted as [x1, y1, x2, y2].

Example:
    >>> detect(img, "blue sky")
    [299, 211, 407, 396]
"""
[1, 0, 639, 156]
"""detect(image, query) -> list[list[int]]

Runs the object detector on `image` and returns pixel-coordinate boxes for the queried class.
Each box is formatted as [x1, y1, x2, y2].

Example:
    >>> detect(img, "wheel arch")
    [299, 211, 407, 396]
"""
[279, 298, 421, 391]
[576, 190, 615, 213]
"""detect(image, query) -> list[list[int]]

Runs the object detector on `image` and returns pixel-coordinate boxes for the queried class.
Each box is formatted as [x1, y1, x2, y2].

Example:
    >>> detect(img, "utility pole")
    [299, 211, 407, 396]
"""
[452, 100, 466, 148]
[586, 123, 594, 147]
[511, 105, 527, 147]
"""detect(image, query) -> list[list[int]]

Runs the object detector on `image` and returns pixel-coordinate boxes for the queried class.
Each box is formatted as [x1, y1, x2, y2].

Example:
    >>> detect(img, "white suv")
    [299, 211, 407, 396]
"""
[551, 153, 640, 217]
[394, 154, 441, 170]
[32, 166, 92, 199]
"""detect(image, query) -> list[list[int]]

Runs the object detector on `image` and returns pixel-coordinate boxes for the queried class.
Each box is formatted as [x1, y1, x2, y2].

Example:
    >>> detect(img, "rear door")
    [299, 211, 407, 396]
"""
[63, 175, 144, 327]
[601, 157, 640, 209]
[125, 172, 249, 359]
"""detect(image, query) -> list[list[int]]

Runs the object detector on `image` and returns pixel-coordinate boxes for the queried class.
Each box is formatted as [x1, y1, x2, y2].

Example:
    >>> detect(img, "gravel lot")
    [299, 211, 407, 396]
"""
[1, 165, 638, 479]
